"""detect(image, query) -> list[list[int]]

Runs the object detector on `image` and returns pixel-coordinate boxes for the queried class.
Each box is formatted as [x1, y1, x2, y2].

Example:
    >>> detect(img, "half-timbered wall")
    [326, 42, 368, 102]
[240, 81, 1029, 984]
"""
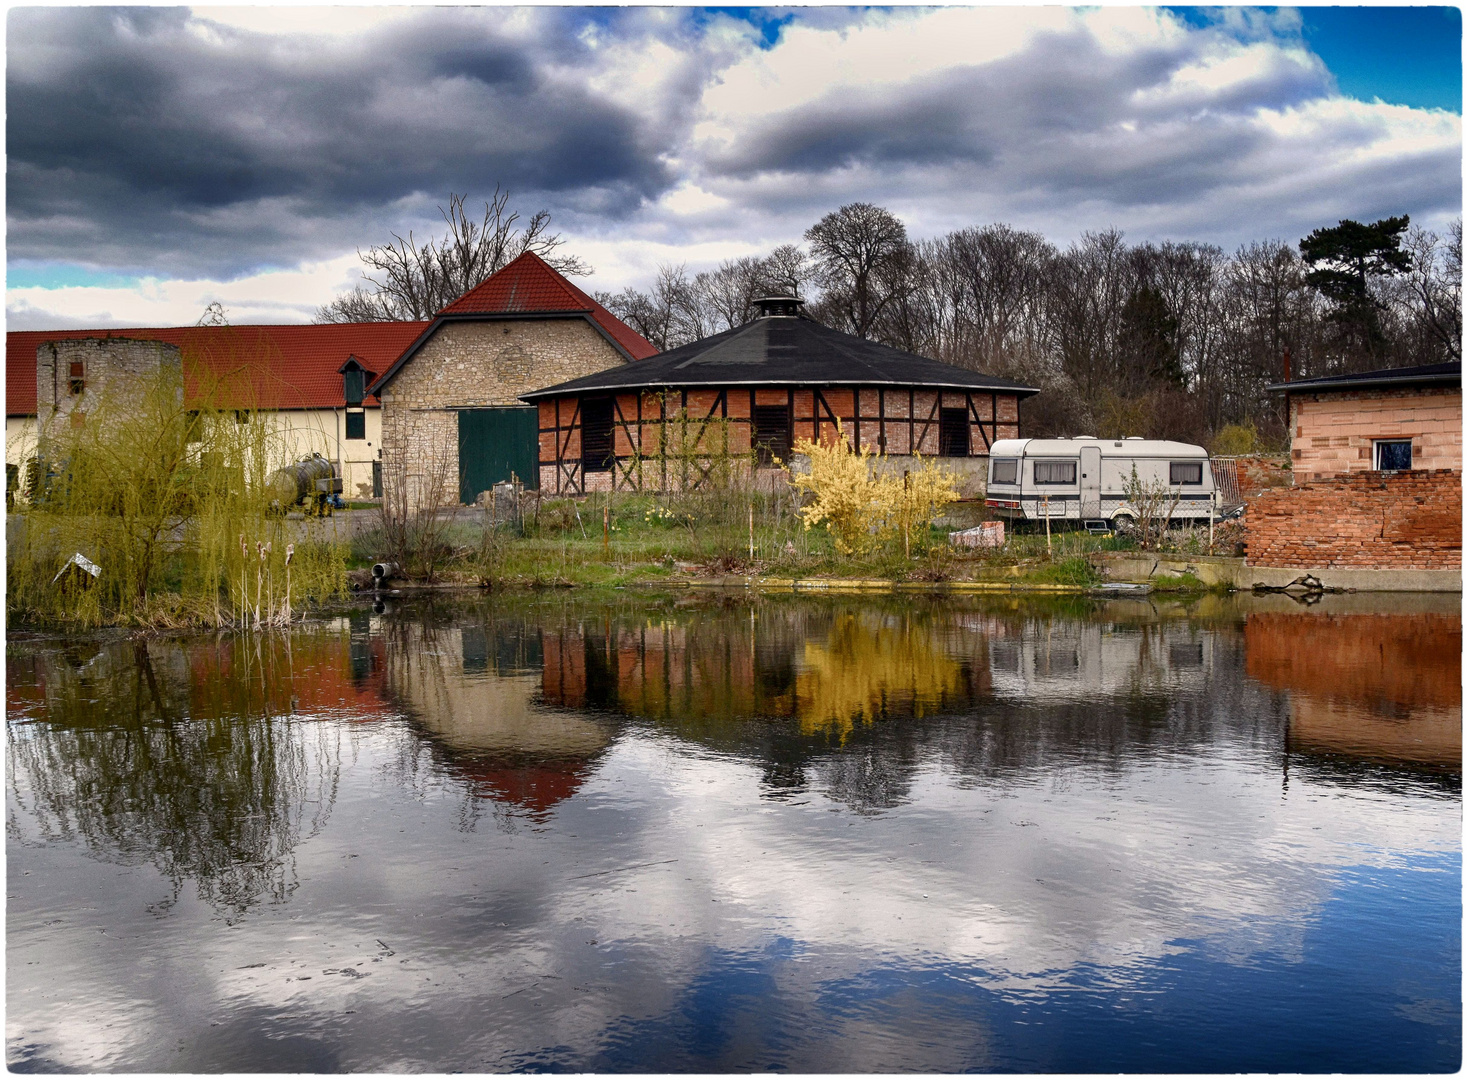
[537, 386, 1021, 495]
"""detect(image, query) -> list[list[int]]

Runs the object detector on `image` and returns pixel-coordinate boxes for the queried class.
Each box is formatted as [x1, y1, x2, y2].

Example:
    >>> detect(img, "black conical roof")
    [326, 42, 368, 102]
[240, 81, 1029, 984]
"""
[520, 315, 1039, 400]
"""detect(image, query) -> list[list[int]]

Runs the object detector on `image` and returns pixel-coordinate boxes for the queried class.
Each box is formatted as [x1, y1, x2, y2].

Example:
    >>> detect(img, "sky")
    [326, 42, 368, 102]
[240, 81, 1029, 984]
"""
[5, 4, 1463, 331]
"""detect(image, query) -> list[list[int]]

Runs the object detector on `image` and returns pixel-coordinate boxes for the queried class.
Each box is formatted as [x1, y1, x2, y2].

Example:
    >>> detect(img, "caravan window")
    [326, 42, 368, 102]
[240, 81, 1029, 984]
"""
[1169, 461, 1203, 485]
[990, 458, 1017, 485]
[1033, 460, 1077, 484]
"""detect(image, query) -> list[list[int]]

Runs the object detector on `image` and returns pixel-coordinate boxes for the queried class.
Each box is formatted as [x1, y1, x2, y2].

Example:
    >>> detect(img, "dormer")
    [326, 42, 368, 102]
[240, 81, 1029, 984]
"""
[338, 355, 376, 405]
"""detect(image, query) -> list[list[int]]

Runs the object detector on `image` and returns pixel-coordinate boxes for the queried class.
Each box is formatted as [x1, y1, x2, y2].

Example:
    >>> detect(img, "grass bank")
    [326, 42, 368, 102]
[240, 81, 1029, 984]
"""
[347, 491, 1158, 592]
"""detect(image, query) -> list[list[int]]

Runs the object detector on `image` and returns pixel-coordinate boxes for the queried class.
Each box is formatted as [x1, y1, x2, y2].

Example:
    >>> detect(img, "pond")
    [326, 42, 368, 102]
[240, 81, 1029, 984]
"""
[6, 591, 1461, 1072]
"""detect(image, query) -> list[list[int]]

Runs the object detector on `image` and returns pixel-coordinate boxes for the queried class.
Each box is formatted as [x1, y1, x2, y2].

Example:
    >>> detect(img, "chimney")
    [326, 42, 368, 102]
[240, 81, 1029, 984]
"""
[1282, 346, 1292, 383]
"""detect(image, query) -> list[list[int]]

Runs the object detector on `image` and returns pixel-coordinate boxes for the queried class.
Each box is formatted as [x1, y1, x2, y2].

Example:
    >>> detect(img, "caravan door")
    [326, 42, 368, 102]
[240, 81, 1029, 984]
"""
[1079, 445, 1101, 520]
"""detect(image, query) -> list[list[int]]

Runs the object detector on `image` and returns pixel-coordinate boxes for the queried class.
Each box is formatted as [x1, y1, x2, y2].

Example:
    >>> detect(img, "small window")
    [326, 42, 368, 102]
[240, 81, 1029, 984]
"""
[753, 405, 790, 466]
[1033, 459, 1077, 484]
[345, 409, 366, 440]
[939, 408, 969, 457]
[580, 397, 615, 473]
[1375, 440, 1412, 471]
[1170, 461, 1203, 485]
[68, 361, 84, 396]
[990, 458, 1018, 485]
[343, 369, 366, 406]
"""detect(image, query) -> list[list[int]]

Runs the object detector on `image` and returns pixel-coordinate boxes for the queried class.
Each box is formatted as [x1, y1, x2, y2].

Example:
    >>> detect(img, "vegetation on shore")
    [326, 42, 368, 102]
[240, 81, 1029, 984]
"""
[7, 364, 347, 630]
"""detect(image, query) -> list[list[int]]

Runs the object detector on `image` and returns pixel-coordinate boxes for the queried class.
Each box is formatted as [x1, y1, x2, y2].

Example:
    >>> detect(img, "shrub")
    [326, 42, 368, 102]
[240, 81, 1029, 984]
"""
[788, 422, 960, 557]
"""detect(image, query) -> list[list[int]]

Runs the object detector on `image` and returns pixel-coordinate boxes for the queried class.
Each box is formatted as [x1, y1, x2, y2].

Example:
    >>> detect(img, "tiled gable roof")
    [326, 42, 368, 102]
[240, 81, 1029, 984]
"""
[7, 321, 430, 417]
[436, 251, 655, 361]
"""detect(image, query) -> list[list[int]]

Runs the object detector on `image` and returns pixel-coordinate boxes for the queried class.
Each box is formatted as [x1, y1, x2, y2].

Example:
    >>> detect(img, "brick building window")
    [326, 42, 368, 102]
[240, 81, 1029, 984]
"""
[580, 397, 615, 473]
[345, 409, 366, 440]
[1374, 439, 1412, 471]
[68, 361, 85, 396]
[752, 406, 790, 466]
[939, 408, 970, 456]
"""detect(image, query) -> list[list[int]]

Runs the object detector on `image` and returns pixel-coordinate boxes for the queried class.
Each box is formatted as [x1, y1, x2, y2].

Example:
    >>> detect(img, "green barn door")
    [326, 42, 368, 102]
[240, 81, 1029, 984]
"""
[458, 407, 539, 504]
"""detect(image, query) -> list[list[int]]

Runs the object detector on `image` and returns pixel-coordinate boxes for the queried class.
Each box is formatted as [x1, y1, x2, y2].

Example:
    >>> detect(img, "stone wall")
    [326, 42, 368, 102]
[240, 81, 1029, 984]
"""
[37, 338, 182, 436]
[379, 318, 627, 507]
[1289, 386, 1461, 480]
[1245, 469, 1462, 570]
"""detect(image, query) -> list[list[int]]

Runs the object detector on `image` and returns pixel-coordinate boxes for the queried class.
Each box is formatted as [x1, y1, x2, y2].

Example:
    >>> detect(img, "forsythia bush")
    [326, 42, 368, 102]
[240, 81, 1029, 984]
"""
[789, 422, 960, 555]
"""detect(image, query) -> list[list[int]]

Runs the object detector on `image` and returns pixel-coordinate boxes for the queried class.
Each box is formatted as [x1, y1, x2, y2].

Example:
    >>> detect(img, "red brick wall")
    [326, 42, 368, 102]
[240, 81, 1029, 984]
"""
[1245, 469, 1462, 569]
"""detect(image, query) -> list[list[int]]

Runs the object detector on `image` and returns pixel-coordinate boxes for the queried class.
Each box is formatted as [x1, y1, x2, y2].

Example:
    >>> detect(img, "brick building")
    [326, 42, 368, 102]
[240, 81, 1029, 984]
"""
[1246, 361, 1462, 572]
[367, 252, 655, 508]
[1273, 361, 1461, 480]
[521, 296, 1039, 496]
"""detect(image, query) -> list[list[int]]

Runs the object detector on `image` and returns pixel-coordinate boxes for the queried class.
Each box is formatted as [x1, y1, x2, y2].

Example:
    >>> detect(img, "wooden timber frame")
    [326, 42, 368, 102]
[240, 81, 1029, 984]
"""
[536, 385, 1024, 495]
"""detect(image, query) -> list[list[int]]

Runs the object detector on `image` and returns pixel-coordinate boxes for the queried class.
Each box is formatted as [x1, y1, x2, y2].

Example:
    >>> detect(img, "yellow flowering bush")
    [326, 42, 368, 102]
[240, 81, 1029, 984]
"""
[789, 422, 959, 556]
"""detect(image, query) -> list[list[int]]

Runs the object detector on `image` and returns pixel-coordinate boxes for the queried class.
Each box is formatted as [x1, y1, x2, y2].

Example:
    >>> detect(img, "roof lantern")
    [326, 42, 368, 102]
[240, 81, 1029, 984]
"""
[753, 296, 804, 319]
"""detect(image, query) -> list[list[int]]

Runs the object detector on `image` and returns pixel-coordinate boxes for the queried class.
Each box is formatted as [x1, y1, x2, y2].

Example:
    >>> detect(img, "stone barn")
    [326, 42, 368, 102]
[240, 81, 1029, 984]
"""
[367, 252, 656, 508]
[520, 296, 1039, 496]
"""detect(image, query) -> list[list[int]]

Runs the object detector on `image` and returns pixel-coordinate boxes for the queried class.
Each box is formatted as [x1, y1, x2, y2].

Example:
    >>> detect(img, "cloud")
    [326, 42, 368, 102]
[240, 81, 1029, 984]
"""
[6, 7, 678, 277]
[5, 5, 1461, 324]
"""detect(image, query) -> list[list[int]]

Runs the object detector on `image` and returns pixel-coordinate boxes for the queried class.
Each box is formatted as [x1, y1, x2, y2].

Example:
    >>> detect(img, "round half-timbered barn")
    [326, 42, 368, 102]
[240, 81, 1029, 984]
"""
[520, 297, 1040, 495]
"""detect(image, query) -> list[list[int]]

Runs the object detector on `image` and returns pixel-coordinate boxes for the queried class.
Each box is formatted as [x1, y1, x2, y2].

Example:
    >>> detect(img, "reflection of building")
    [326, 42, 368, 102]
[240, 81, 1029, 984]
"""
[541, 608, 990, 738]
[382, 620, 616, 817]
[1246, 610, 1462, 771]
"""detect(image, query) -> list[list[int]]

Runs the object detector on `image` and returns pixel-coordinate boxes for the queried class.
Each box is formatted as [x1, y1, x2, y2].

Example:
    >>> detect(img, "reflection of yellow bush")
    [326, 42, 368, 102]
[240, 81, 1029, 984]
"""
[796, 613, 966, 739]
[790, 422, 959, 556]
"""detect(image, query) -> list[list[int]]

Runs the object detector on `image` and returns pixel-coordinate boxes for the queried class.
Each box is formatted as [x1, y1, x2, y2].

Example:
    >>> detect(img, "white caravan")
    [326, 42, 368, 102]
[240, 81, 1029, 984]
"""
[984, 437, 1217, 526]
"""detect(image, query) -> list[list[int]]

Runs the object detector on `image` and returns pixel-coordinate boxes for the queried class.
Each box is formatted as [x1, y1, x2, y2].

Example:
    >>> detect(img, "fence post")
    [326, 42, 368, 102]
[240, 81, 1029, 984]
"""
[1044, 493, 1051, 556]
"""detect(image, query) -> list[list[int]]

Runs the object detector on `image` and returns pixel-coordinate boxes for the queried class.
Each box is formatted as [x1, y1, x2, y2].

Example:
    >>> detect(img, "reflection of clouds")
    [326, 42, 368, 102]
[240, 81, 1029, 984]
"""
[7, 597, 1461, 1070]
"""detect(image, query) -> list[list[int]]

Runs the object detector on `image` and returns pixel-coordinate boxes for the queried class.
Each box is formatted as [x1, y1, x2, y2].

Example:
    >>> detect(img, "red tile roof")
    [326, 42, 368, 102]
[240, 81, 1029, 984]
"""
[7, 321, 430, 416]
[437, 251, 656, 361]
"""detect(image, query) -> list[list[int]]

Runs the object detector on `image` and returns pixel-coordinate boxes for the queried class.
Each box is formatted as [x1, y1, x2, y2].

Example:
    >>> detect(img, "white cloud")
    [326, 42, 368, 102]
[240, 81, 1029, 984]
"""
[6, 253, 364, 330]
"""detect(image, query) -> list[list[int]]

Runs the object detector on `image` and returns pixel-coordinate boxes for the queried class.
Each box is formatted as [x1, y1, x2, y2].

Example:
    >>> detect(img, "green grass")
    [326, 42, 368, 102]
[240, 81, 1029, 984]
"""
[344, 493, 1148, 591]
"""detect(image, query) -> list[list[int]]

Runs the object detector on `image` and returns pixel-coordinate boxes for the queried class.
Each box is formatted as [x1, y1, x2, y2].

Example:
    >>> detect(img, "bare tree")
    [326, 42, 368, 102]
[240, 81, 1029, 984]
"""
[804, 203, 913, 338]
[315, 189, 591, 322]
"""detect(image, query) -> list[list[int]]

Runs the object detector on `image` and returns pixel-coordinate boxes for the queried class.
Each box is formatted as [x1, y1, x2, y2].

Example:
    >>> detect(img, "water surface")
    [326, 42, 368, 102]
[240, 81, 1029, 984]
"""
[7, 591, 1460, 1072]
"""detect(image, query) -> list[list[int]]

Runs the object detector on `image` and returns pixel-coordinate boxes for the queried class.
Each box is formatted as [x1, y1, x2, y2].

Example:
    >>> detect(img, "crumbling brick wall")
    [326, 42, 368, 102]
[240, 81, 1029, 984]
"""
[1245, 469, 1462, 569]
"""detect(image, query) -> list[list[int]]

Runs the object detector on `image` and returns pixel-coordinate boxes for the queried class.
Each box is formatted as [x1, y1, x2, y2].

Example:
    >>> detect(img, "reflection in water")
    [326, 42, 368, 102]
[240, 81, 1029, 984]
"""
[7, 636, 343, 921]
[1246, 608, 1462, 773]
[6, 593, 1461, 1072]
[378, 614, 615, 820]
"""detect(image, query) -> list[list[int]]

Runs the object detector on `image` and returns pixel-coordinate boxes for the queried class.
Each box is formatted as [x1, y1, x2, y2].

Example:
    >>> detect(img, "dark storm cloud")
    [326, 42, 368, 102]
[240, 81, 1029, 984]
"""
[6, 6, 678, 276]
[708, 23, 1331, 208]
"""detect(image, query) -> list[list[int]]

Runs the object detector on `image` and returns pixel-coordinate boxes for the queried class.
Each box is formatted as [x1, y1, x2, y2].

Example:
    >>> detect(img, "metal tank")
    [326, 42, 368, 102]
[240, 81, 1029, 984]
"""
[267, 453, 343, 514]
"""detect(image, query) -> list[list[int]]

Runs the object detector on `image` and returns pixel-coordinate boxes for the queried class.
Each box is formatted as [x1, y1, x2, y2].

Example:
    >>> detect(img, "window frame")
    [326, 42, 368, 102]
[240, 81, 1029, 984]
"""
[989, 458, 1018, 485]
[752, 405, 791, 467]
[580, 397, 616, 473]
[1169, 461, 1204, 486]
[1374, 439, 1413, 472]
[345, 408, 367, 441]
[1032, 459, 1078, 485]
[939, 407, 970, 457]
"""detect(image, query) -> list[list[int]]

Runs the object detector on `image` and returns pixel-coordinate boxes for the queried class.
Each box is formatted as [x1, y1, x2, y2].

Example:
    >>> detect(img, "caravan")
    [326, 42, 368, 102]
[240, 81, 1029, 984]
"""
[984, 437, 1217, 527]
